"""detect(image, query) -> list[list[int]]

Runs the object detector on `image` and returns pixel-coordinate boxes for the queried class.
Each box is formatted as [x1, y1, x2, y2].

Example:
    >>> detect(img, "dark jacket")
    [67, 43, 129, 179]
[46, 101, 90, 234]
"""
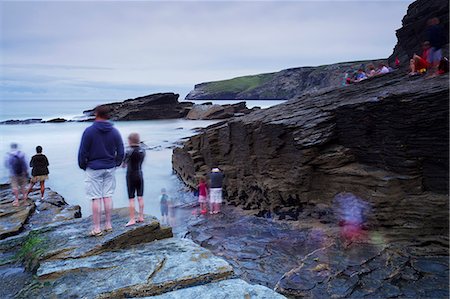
[209, 171, 224, 188]
[78, 121, 124, 170]
[30, 154, 49, 176]
[426, 24, 445, 49]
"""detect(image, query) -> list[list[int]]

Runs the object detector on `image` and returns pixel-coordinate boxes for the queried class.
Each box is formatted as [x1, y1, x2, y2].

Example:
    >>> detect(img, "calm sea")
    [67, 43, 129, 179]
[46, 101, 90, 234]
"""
[0, 99, 284, 217]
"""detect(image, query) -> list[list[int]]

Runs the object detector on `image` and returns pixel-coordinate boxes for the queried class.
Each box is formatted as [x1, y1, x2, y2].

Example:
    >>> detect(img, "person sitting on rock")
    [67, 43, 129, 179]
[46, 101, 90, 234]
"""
[366, 64, 377, 77]
[425, 17, 445, 77]
[375, 63, 390, 75]
[122, 133, 146, 226]
[26, 145, 49, 203]
[409, 41, 431, 75]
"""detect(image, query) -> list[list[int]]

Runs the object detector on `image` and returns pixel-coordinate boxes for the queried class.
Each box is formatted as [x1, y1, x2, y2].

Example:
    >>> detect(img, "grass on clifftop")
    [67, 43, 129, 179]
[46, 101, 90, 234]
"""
[204, 73, 274, 94]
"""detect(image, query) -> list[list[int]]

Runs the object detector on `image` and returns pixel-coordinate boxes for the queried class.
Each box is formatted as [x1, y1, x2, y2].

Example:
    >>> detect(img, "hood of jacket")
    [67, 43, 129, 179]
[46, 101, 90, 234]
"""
[93, 120, 113, 133]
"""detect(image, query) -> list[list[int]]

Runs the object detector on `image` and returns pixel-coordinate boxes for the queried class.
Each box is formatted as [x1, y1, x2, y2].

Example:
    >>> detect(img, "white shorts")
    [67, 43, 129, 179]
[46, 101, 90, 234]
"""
[209, 188, 222, 204]
[85, 168, 116, 199]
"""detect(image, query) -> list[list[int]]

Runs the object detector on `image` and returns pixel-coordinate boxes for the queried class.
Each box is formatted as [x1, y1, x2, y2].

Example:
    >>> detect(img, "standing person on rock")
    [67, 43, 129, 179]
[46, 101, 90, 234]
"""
[4, 143, 28, 206]
[209, 167, 224, 214]
[26, 145, 49, 202]
[122, 133, 146, 226]
[78, 105, 124, 236]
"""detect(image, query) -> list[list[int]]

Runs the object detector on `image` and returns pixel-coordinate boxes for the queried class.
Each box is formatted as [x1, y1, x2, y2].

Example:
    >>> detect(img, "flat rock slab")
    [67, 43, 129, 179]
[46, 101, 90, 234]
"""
[28, 238, 233, 298]
[36, 208, 173, 260]
[149, 278, 286, 299]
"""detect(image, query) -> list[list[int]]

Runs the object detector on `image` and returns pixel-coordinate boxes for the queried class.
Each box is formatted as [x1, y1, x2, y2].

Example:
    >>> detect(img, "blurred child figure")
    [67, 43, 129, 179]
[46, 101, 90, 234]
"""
[27, 145, 49, 202]
[198, 176, 208, 215]
[334, 192, 370, 244]
[159, 188, 169, 225]
[123, 133, 146, 226]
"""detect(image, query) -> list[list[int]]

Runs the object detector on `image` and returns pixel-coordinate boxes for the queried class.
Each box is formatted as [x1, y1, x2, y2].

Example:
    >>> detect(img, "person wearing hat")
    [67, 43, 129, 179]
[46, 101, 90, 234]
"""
[209, 167, 224, 214]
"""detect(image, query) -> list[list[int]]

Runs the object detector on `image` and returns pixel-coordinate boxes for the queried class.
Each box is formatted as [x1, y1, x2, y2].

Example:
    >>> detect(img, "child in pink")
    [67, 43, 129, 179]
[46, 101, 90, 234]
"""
[198, 177, 208, 215]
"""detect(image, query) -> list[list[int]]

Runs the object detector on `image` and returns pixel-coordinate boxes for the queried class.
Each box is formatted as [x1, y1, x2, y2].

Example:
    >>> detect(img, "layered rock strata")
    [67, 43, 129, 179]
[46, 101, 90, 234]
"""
[173, 72, 449, 235]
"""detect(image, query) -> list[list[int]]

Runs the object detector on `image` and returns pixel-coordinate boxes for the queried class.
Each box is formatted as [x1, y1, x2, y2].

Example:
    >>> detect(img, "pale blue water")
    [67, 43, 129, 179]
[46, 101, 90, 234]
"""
[0, 99, 284, 219]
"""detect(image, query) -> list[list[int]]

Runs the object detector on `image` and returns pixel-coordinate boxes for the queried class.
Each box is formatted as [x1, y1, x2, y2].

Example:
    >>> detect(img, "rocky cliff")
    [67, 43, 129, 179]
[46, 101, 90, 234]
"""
[388, 0, 449, 67]
[174, 71, 449, 228]
[185, 59, 387, 101]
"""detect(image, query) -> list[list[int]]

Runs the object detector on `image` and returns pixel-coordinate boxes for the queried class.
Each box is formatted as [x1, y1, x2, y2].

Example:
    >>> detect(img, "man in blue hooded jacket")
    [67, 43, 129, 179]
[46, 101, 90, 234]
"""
[78, 105, 124, 236]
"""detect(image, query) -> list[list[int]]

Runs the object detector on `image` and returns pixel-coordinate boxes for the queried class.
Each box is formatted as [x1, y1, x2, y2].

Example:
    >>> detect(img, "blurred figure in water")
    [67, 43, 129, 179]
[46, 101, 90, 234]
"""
[168, 193, 177, 227]
[334, 192, 370, 244]
[159, 188, 169, 225]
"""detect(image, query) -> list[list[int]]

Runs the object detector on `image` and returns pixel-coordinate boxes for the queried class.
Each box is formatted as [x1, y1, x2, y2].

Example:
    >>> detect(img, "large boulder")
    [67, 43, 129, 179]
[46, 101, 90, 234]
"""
[186, 102, 259, 120]
[83, 93, 194, 120]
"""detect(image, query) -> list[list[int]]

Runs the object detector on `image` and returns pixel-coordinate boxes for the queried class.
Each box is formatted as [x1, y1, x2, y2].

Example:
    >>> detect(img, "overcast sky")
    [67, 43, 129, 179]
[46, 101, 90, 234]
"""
[1, 0, 414, 101]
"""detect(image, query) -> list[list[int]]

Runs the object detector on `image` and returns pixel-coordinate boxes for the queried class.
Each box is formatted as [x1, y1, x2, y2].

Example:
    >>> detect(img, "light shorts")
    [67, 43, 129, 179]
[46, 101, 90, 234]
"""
[428, 47, 442, 64]
[85, 167, 116, 199]
[31, 175, 48, 183]
[209, 188, 222, 204]
[10, 175, 27, 190]
[198, 195, 207, 203]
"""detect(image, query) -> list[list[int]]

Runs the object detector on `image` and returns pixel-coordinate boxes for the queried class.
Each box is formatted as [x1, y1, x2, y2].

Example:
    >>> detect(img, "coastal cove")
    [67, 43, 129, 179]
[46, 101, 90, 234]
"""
[0, 100, 284, 217]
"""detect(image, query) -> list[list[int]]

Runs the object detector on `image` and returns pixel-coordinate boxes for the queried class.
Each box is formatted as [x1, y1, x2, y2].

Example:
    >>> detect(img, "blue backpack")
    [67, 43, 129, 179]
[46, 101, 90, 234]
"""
[10, 153, 25, 176]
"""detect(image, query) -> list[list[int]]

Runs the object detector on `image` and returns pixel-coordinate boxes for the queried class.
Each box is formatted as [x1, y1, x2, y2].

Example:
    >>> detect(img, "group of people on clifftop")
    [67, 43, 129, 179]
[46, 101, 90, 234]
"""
[5, 105, 224, 237]
[345, 16, 448, 85]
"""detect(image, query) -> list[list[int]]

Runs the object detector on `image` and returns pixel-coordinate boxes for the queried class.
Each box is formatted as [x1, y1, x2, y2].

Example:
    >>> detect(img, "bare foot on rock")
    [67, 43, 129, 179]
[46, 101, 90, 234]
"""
[126, 220, 135, 227]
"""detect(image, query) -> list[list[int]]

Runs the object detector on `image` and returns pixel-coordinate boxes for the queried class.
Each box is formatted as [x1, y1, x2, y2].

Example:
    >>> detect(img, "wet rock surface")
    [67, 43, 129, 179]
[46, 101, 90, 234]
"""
[176, 203, 449, 299]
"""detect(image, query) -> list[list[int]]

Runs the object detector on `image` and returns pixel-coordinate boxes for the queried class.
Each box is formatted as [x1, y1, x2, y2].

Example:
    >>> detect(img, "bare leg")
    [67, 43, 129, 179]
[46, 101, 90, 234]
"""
[40, 181, 45, 199]
[103, 197, 112, 230]
[92, 198, 102, 233]
[12, 188, 19, 206]
[26, 180, 34, 199]
[126, 198, 136, 226]
[137, 196, 144, 222]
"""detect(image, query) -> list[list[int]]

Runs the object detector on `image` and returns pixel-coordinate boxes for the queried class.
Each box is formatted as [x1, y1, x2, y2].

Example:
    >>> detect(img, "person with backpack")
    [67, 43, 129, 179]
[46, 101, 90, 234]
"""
[4, 143, 28, 206]
[122, 133, 146, 226]
[26, 145, 49, 202]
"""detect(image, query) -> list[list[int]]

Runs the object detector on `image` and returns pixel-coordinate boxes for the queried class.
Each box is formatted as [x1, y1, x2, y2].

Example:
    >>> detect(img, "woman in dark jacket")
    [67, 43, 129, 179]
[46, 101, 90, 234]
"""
[27, 146, 49, 201]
